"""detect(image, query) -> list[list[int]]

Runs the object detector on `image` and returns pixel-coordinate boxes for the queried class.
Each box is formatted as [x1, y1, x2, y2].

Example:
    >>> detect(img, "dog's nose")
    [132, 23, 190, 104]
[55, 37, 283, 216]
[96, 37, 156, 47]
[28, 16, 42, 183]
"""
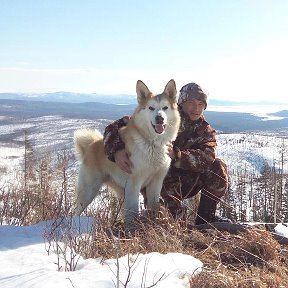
[155, 115, 164, 124]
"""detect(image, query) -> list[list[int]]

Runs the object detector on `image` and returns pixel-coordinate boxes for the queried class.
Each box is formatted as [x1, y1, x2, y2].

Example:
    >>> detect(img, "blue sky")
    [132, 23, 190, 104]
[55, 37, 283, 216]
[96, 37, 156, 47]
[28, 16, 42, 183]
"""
[0, 0, 288, 102]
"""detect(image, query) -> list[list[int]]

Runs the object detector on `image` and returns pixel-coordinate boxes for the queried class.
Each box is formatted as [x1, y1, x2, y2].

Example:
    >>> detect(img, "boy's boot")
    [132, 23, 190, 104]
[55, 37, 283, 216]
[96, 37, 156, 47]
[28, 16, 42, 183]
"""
[195, 193, 232, 225]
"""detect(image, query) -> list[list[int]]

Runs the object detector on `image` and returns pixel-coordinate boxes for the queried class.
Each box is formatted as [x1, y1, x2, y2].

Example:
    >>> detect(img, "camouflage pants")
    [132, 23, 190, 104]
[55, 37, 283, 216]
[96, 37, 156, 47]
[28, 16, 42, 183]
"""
[160, 158, 229, 217]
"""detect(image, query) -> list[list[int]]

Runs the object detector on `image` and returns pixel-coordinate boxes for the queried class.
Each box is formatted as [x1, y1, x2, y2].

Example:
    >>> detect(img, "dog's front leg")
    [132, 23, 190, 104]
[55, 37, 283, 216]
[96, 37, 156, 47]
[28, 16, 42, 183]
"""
[145, 169, 168, 216]
[124, 178, 141, 231]
[145, 180, 162, 213]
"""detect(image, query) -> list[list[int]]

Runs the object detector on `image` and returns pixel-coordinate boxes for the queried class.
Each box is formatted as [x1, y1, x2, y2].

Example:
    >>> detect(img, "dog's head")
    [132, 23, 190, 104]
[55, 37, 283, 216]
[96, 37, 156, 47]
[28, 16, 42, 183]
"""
[135, 79, 179, 136]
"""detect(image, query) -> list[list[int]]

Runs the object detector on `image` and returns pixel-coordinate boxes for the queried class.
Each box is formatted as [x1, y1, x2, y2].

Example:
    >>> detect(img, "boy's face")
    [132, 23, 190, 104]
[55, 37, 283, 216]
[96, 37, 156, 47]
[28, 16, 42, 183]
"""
[181, 99, 205, 121]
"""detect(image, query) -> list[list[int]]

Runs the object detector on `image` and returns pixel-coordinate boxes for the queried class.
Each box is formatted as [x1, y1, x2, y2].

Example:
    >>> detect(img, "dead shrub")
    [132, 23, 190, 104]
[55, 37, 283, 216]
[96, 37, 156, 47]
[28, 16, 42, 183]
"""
[219, 229, 280, 267]
[78, 206, 192, 260]
[0, 149, 76, 225]
[190, 269, 235, 288]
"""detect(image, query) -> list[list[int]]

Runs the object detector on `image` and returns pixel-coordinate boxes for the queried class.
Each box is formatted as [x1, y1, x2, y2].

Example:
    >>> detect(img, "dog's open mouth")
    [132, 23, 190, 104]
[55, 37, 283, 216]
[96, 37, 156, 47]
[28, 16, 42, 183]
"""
[152, 123, 166, 134]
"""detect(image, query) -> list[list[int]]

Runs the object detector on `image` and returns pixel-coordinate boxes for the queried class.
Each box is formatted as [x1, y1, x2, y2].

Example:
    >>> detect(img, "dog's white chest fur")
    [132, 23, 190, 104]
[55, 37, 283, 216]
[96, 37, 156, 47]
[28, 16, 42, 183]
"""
[129, 138, 170, 172]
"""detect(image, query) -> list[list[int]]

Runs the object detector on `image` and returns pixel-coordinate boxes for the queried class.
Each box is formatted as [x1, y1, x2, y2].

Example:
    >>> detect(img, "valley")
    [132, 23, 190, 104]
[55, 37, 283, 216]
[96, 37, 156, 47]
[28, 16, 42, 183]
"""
[1, 98, 288, 222]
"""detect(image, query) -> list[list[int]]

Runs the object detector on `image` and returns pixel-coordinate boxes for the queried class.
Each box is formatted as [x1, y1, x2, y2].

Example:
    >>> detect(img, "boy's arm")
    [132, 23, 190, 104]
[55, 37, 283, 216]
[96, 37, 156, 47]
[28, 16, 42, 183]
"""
[103, 116, 130, 162]
[173, 125, 217, 173]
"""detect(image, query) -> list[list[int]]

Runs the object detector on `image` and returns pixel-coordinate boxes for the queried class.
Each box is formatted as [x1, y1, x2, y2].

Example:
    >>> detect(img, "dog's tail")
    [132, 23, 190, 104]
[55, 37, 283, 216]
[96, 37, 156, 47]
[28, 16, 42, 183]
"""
[74, 128, 103, 161]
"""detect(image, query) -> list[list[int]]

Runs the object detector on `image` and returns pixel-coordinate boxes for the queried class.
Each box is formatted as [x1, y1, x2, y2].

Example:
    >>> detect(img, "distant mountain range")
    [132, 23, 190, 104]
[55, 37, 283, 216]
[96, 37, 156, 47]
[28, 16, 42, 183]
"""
[0, 92, 286, 106]
[0, 92, 137, 104]
[1, 98, 288, 135]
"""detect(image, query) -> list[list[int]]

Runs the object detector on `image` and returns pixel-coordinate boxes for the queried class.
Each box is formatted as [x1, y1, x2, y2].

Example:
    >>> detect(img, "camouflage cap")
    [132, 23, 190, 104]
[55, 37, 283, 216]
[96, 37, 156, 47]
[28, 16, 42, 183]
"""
[178, 82, 207, 109]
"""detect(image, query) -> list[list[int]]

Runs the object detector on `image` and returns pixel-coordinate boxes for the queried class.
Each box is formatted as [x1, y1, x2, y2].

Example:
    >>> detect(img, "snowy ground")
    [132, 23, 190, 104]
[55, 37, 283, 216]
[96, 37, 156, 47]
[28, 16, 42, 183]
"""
[0, 115, 108, 187]
[0, 217, 203, 288]
[0, 145, 24, 185]
[217, 133, 288, 176]
[1, 128, 288, 188]
[1, 110, 288, 186]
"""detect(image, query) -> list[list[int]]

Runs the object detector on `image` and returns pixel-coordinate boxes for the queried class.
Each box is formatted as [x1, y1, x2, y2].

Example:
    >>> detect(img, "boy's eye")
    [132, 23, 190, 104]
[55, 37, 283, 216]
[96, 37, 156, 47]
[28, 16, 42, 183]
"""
[162, 106, 168, 111]
[148, 106, 155, 111]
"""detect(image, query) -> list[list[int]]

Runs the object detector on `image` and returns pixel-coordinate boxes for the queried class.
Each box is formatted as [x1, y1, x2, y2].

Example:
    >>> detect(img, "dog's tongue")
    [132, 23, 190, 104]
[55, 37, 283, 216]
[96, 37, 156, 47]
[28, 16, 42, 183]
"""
[155, 124, 165, 134]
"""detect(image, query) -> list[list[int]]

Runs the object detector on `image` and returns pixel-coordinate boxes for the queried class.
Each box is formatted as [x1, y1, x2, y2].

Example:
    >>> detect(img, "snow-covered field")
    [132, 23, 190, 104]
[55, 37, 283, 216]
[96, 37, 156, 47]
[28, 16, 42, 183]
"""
[1, 113, 288, 185]
[217, 133, 288, 176]
[0, 145, 24, 184]
[0, 115, 109, 186]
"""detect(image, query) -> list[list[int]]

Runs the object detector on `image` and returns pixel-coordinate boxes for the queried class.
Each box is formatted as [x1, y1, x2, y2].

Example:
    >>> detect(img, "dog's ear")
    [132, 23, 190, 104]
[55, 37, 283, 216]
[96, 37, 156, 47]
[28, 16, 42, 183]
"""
[163, 79, 177, 102]
[136, 80, 153, 104]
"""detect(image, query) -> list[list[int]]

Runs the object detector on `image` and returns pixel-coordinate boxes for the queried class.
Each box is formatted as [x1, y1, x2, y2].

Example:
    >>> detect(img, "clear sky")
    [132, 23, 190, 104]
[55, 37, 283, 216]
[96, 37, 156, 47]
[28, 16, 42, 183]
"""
[0, 0, 288, 102]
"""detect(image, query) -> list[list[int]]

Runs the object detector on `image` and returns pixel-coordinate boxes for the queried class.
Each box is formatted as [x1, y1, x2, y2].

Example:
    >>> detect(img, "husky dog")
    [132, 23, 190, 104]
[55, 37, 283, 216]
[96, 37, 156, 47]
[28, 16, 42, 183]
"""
[74, 79, 180, 230]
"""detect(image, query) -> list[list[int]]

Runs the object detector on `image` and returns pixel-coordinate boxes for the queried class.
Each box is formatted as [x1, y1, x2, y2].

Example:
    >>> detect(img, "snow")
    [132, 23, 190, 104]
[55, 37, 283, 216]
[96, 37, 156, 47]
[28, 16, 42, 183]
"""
[274, 223, 288, 238]
[0, 145, 24, 185]
[0, 217, 203, 288]
[0, 116, 107, 187]
[217, 133, 288, 175]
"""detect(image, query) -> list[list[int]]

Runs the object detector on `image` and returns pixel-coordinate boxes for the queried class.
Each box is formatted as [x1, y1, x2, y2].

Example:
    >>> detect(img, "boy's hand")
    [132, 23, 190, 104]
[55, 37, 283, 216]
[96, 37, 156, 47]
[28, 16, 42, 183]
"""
[115, 149, 133, 174]
[166, 141, 175, 159]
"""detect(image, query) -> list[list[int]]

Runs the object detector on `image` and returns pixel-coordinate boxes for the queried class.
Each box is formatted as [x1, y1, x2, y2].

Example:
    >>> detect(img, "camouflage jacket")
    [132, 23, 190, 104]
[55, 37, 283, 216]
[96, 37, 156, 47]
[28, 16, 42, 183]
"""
[103, 110, 217, 173]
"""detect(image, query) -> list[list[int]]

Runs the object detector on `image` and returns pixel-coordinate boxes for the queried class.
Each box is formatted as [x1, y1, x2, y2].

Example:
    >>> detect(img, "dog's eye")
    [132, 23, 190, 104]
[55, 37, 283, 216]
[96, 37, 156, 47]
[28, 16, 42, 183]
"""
[148, 106, 155, 111]
[162, 106, 168, 110]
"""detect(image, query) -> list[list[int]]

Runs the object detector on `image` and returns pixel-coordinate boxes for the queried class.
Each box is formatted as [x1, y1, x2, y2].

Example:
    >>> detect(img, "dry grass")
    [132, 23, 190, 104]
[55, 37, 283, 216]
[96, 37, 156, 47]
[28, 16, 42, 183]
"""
[190, 228, 288, 287]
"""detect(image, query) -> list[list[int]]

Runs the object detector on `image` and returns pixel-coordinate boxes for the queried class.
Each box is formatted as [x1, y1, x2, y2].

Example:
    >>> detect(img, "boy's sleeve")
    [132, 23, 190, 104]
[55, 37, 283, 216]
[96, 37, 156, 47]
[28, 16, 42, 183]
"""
[173, 125, 217, 172]
[103, 116, 130, 162]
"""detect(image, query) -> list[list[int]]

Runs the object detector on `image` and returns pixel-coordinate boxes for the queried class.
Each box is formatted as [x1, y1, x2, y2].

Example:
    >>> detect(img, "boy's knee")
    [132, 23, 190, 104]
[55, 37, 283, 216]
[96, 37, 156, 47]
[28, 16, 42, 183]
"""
[211, 158, 228, 181]
[212, 158, 228, 173]
[203, 158, 229, 197]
